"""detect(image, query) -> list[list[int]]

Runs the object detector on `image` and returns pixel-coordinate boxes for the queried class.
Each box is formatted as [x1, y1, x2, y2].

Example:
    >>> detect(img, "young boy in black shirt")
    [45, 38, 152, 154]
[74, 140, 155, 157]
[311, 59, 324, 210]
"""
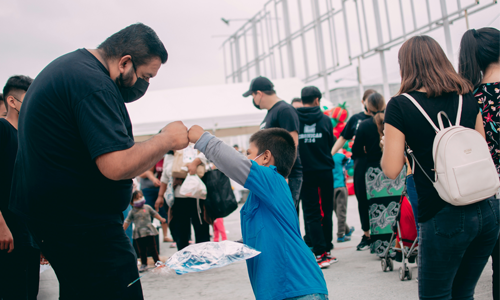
[296, 86, 336, 268]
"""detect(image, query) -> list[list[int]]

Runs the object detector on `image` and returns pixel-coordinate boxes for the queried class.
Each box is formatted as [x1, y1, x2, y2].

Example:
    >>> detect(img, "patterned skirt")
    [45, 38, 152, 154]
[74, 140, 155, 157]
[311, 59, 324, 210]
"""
[365, 163, 406, 255]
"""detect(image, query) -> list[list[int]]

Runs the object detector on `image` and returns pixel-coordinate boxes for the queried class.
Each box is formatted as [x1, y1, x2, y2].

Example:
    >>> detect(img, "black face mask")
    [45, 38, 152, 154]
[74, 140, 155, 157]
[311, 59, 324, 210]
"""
[116, 63, 149, 103]
[364, 104, 368, 113]
[253, 95, 262, 110]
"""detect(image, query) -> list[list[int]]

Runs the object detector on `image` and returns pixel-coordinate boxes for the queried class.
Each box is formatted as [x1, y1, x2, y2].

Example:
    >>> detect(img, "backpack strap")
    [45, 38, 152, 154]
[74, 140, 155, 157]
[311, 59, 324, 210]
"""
[402, 93, 440, 133]
[456, 94, 463, 126]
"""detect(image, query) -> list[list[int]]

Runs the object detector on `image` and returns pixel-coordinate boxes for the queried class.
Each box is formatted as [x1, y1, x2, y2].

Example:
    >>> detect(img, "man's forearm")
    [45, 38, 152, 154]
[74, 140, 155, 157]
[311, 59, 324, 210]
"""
[96, 134, 169, 181]
[158, 182, 167, 198]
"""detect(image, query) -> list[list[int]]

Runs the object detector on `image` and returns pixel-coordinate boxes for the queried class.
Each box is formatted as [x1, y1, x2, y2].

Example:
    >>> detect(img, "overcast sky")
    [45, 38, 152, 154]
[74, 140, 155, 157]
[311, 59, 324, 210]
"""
[0, 0, 498, 93]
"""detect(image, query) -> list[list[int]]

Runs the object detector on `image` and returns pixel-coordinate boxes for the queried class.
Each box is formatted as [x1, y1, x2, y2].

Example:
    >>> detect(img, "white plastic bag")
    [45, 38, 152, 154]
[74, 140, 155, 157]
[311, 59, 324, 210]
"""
[163, 241, 261, 275]
[182, 145, 197, 164]
[179, 174, 207, 199]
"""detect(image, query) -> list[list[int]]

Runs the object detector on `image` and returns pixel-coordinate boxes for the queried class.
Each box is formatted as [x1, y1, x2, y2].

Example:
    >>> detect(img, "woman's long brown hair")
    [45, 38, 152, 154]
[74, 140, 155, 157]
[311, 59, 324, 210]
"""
[398, 35, 473, 97]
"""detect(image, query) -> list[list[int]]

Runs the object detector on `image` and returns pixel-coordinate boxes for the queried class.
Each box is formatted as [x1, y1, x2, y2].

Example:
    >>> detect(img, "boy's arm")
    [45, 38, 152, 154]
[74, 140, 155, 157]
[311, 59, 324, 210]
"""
[193, 132, 251, 187]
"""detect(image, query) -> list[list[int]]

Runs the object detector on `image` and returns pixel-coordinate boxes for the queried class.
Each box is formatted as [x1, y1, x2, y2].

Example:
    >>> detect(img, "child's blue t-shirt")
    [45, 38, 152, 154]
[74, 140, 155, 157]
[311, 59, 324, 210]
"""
[242, 161, 328, 300]
[332, 153, 352, 188]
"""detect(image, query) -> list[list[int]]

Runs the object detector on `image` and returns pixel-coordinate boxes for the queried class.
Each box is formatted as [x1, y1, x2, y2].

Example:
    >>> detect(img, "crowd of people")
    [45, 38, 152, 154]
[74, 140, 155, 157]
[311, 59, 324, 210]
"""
[0, 22, 498, 300]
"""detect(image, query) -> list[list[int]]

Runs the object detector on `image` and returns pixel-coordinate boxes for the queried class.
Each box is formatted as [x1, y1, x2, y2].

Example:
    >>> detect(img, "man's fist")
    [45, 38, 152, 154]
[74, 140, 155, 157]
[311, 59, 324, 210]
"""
[188, 125, 205, 144]
[161, 121, 189, 151]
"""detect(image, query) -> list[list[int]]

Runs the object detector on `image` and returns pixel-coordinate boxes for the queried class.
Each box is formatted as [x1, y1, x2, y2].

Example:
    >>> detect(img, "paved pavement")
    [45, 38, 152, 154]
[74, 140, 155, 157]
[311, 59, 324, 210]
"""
[38, 195, 494, 299]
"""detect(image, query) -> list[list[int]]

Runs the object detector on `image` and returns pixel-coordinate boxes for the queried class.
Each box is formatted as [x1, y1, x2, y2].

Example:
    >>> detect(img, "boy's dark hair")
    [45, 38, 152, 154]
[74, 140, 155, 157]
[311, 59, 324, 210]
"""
[131, 190, 143, 204]
[3, 75, 33, 107]
[98, 23, 168, 67]
[291, 97, 302, 104]
[250, 128, 296, 178]
[0, 93, 3, 110]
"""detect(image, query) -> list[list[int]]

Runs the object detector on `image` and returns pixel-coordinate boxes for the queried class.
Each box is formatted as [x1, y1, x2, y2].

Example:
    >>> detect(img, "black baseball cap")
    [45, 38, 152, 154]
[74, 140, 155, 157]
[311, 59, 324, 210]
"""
[242, 76, 274, 97]
[301, 86, 322, 100]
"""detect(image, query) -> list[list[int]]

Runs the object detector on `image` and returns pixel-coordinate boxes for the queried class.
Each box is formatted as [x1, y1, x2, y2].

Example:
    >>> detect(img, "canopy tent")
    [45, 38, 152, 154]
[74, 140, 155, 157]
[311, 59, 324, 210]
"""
[126, 78, 308, 140]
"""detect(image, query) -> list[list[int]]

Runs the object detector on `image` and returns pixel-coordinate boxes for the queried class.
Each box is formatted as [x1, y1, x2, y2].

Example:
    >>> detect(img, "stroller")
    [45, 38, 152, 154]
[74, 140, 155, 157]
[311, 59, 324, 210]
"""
[380, 193, 419, 281]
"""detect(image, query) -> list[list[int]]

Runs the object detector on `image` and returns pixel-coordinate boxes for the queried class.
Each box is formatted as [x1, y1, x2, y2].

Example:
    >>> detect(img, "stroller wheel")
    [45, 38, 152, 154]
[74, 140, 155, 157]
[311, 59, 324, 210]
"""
[406, 267, 412, 280]
[387, 258, 394, 271]
[381, 259, 387, 272]
[399, 267, 405, 281]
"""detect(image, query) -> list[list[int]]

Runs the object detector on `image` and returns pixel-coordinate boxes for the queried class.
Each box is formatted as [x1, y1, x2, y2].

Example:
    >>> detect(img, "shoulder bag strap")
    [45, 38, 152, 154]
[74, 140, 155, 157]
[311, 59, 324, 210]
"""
[402, 93, 440, 133]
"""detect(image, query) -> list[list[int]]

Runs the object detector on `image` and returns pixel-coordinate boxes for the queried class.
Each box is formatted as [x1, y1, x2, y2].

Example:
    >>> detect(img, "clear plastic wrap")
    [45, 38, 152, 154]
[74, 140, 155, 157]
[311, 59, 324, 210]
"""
[161, 241, 260, 275]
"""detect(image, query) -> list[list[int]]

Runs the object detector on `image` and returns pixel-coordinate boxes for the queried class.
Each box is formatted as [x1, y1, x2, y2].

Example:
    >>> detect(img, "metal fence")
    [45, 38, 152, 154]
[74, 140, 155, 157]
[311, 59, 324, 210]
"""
[221, 0, 497, 103]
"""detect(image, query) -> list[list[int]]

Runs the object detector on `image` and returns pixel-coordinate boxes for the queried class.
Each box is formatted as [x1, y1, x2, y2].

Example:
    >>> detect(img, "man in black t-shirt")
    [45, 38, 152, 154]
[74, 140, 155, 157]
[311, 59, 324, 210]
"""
[243, 77, 303, 213]
[0, 75, 40, 299]
[330, 89, 375, 251]
[9, 24, 189, 300]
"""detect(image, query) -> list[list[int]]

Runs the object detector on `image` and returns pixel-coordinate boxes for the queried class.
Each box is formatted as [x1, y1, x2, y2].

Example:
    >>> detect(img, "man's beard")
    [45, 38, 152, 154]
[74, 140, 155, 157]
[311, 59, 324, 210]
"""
[115, 67, 135, 88]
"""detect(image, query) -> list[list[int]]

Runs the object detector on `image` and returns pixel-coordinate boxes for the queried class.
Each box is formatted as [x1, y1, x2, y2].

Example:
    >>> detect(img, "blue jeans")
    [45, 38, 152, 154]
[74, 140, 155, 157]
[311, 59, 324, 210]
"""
[418, 197, 500, 299]
[285, 294, 328, 300]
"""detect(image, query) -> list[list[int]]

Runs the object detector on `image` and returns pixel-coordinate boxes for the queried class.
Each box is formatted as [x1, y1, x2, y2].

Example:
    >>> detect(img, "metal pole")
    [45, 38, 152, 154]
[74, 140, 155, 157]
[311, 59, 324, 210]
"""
[426, 0, 432, 30]
[282, 0, 296, 77]
[252, 19, 261, 76]
[410, 0, 418, 30]
[312, 0, 330, 101]
[361, 0, 371, 50]
[297, 0, 310, 78]
[383, 0, 392, 40]
[341, 0, 352, 60]
[465, 9, 470, 30]
[326, 0, 337, 67]
[440, 0, 455, 62]
[223, 43, 228, 83]
[274, 0, 285, 78]
[357, 57, 364, 102]
[398, 0, 407, 39]
[243, 31, 250, 81]
[230, 40, 235, 83]
[373, 0, 390, 100]
[234, 35, 243, 82]
[354, 0, 365, 53]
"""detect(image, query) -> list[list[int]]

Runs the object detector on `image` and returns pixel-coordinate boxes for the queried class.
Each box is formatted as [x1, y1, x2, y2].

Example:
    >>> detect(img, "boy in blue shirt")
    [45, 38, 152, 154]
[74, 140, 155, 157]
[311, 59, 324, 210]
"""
[189, 126, 328, 300]
[332, 151, 355, 243]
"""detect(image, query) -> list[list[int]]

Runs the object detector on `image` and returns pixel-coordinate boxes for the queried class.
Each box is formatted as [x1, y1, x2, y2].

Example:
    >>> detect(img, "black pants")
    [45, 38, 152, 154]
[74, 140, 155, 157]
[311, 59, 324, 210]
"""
[301, 170, 334, 256]
[29, 222, 143, 300]
[493, 235, 499, 300]
[136, 235, 159, 266]
[170, 197, 210, 251]
[0, 245, 40, 300]
[353, 158, 370, 232]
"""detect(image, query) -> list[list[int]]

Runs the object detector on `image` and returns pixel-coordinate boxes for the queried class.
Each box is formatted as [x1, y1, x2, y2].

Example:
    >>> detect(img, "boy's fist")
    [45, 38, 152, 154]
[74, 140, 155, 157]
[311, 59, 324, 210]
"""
[188, 125, 205, 144]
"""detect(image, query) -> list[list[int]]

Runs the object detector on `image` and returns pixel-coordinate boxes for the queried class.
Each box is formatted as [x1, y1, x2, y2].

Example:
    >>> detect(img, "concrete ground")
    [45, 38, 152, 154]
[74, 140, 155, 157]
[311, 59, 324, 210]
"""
[39, 195, 494, 299]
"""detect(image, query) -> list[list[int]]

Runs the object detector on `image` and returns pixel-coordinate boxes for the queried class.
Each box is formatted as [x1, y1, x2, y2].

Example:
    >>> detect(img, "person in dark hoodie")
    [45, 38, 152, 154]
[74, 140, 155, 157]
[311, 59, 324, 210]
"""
[297, 86, 336, 269]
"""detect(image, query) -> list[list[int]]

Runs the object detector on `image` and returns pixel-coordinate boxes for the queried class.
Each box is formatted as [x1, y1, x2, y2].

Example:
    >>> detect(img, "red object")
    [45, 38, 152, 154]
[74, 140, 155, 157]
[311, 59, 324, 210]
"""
[330, 103, 349, 122]
[333, 122, 346, 138]
[396, 195, 418, 248]
[346, 182, 355, 195]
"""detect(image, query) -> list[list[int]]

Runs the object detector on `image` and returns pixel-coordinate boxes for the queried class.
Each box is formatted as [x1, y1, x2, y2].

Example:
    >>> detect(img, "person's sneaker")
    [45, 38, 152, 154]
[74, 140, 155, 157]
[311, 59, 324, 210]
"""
[139, 264, 148, 273]
[337, 235, 351, 243]
[345, 226, 355, 237]
[169, 242, 177, 248]
[316, 253, 331, 269]
[356, 235, 371, 251]
[326, 252, 339, 264]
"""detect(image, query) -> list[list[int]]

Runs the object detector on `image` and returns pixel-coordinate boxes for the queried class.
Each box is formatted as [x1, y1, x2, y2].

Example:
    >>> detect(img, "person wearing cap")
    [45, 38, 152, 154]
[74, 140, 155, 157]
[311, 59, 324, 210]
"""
[296, 86, 337, 269]
[243, 76, 303, 215]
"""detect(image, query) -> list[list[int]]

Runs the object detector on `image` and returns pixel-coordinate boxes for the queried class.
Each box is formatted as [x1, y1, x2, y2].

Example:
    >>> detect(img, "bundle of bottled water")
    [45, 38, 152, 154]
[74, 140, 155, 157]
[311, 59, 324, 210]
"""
[154, 241, 260, 275]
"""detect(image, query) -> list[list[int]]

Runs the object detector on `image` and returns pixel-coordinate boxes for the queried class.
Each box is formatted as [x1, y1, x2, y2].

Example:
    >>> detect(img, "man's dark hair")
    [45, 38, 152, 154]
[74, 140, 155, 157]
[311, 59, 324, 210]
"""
[0, 93, 3, 110]
[291, 98, 302, 104]
[2, 75, 33, 107]
[249, 128, 296, 178]
[98, 23, 168, 67]
[261, 90, 276, 96]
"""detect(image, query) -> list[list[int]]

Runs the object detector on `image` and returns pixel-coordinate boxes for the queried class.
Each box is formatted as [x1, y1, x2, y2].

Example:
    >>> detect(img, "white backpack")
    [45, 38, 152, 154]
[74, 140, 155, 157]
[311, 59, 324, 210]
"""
[403, 93, 499, 206]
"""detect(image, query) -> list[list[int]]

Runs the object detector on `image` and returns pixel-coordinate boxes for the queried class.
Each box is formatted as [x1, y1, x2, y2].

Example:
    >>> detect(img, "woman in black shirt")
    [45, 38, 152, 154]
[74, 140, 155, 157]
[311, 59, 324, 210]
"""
[382, 35, 499, 298]
[352, 92, 405, 256]
[459, 27, 500, 300]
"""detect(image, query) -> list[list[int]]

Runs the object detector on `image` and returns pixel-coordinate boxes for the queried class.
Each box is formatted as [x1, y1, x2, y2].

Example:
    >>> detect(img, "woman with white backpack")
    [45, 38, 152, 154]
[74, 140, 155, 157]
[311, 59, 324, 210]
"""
[459, 27, 500, 300]
[381, 35, 500, 299]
